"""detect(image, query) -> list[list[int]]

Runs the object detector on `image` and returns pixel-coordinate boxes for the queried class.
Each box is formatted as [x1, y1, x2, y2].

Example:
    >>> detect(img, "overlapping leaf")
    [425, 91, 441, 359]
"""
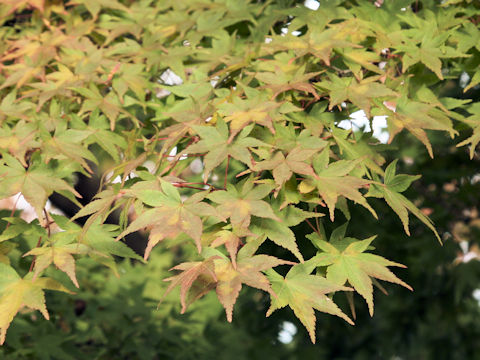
[118, 180, 220, 259]
[299, 148, 376, 221]
[308, 229, 412, 316]
[184, 119, 269, 182]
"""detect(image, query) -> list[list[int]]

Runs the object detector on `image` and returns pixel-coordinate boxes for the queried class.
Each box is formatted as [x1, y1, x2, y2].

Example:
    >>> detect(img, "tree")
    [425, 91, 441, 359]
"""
[0, 0, 479, 355]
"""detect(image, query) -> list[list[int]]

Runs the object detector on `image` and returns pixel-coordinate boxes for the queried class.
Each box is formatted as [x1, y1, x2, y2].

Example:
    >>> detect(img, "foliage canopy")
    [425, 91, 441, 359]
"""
[0, 0, 479, 348]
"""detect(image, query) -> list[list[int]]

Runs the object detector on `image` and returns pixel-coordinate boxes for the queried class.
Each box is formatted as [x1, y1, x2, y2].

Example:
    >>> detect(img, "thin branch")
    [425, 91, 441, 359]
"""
[5, 194, 21, 230]
[28, 236, 42, 273]
[224, 155, 231, 189]
[305, 218, 320, 235]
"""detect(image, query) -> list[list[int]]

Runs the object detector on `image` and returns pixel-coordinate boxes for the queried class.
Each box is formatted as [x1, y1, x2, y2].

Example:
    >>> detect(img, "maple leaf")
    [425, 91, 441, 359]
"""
[266, 261, 353, 343]
[386, 98, 457, 157]
[332, 127, 386, 176]
[265, 27, 355, 65]
[207, 177, 279, 229]
[456, 102, 480, 159]
[216, 88, 281, 140]
[251, 202, 323, 262]
[308, 228, 412, 316]
[161, 257, 218, 314]
[299, 148, 376, 221]
[253, 146, 318, 192]
[0, 263, 72, 345]
[210, 230, 241, 268]
[117, 181, 220, 259]
[71, 84, 131, 131]
[23, 236, 88, 288]
[254, 66, 321, 100]
[214, 248, 294, 322]
[0, 154, 81, 225]
[40, 127, 97, 173]
[317, 74, 397, 117]
[367, 160, 441, 242]
[184, 119, 269, 182]
[394, 27, 467, 80]
[0, 120, 40, 168]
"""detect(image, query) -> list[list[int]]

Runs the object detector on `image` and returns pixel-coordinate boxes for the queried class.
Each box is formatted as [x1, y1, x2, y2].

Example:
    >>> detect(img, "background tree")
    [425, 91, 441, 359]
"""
[0, 0, 479, 358]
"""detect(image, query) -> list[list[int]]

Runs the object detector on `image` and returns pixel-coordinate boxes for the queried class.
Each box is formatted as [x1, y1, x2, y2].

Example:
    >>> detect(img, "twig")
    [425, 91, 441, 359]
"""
[224, 155, 230, 189]
[28, 236, 42, 273]
[305, 218, 320, 235]
[5, 194, 21, 230]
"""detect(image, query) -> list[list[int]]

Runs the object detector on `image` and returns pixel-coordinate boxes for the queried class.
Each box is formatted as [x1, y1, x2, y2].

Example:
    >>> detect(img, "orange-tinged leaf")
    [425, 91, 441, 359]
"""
[214, 250, 293, 322]
[161, 257, 218, 313]
[300, 151, 375, 221]
[253, 146, 317, 192]
[24, 243, 85, 288]
[184, 119, 269, 182]
[118, 183, 219, 258]
[207, 178, 279, 229]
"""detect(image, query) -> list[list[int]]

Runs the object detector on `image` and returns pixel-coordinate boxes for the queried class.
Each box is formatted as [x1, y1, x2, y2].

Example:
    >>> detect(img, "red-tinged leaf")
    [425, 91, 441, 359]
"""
[210, 230, 241, 268]
[300, 151, 376, 221]
[184, 119, 269, 182]
[207, 178, 279, 229]
[161, 257, 218, 313]
[253, 146, 317, 192]
[119, 182, 220, 258]
[214, 252, 293, 322]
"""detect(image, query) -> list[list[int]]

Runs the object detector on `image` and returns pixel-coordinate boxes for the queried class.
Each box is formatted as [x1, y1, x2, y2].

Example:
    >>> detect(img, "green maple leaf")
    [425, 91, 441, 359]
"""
[266, 28, 354, 65]
[118, 180, 220, 259]
[266, 261, 353, 344]
[40, 126, 98, 173]
[395, 28, 467, 80]
[184, 119, 269, 182]
[299, 148, 376, 221]
[0, 120, 40, 168]
[0, 154, 81, 225]
[0, 263, 72, 345]
[251, 202, 323, 262]
[254, 66, 321, 100]
[308, 230, 412, 316]
[318, 74, 397, 117]
[457, 103, 480, 159]
[214, 248, 293, 322]
[71, 84, 129, 130]
[207, 177, 279, 229]
[387, 98, 457, 157]
[367, 160, 441, 242]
